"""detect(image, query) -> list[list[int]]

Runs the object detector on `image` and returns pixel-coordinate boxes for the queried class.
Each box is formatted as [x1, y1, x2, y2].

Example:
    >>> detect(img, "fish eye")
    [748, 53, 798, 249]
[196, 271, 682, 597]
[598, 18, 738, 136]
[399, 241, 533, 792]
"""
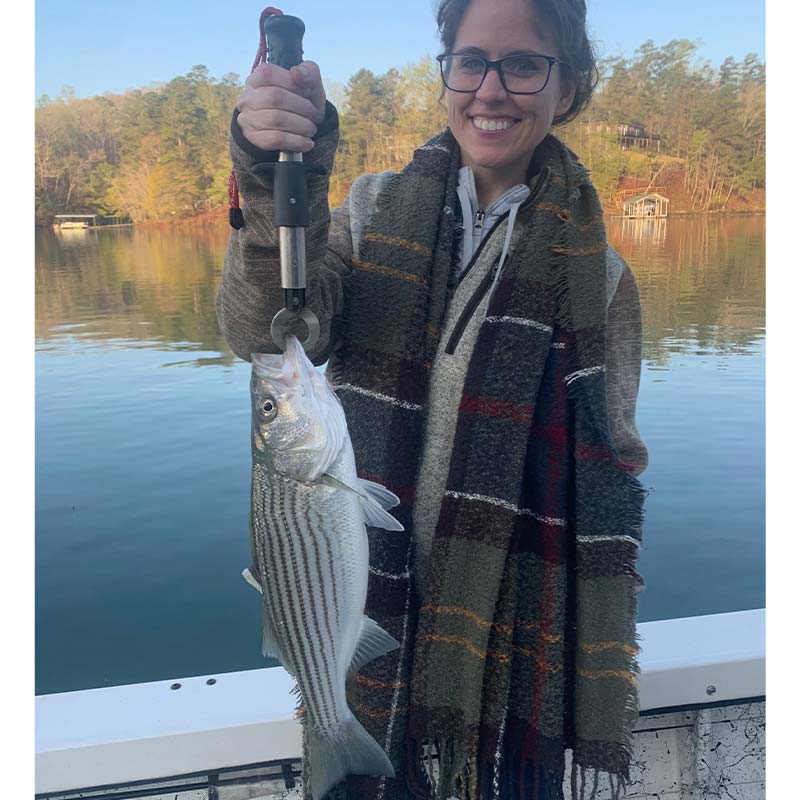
[258, 395, 278, 420]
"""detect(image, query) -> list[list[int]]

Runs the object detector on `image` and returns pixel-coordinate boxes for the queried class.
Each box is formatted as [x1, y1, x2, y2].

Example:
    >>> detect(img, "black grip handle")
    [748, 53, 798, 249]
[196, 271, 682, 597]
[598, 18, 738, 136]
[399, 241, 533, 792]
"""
[264, 14, 305, 70]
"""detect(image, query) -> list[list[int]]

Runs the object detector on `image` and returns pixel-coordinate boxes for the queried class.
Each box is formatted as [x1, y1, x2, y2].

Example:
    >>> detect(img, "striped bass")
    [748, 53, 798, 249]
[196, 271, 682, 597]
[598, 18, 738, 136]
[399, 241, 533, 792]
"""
[242, 334, 403, 799]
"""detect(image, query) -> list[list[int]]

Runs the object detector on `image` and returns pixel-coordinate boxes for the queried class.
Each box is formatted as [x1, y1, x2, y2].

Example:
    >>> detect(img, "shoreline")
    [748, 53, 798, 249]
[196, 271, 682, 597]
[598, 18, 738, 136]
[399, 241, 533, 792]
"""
[38, 205, 766, 230]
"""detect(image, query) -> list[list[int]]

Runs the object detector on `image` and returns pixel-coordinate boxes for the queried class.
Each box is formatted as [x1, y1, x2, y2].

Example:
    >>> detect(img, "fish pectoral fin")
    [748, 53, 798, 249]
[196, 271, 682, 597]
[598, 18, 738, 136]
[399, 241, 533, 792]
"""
[358, 478, 401, 510]
[319, 474, 404, 531]
[319, 472, 363, 496]
[359, 495, 405, 531]
[349, 615, 400, 673]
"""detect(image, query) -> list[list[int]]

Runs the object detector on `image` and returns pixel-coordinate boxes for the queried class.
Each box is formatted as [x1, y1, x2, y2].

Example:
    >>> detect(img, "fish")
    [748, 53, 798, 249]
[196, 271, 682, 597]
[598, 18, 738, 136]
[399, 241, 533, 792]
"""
[243, 334, 404, 800]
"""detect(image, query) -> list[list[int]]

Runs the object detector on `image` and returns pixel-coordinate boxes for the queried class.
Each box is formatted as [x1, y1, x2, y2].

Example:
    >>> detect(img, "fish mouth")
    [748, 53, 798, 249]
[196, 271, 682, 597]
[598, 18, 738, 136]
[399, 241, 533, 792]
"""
[252, 336, 315, 382]
[251, 350, 293, 385]
[283, 334, 313, 375]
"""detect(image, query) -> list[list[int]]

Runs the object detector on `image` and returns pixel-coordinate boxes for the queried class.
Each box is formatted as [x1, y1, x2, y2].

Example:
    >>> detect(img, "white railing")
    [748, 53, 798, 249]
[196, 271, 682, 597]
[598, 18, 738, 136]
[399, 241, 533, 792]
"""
[35, 608, 765, 796]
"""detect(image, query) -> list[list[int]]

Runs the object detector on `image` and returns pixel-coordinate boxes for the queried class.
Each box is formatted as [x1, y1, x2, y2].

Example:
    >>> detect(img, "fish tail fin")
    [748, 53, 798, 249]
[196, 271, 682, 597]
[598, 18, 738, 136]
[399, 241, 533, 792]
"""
[307, 714, 395, 799]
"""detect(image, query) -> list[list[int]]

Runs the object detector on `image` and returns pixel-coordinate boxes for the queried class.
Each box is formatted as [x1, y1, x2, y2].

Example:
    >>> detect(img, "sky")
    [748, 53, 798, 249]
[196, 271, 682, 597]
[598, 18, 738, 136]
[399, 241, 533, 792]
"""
[35, 0, 766, 102]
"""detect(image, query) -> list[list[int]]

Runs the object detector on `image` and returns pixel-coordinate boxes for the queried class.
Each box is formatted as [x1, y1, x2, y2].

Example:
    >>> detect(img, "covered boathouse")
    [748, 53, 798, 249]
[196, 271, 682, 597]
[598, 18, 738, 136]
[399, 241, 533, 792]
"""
[622, 192, 669, 218]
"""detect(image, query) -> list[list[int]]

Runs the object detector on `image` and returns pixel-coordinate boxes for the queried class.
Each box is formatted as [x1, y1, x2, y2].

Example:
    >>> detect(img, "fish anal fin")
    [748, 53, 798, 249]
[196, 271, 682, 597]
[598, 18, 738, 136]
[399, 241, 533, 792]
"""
[349, 616, 400, 673]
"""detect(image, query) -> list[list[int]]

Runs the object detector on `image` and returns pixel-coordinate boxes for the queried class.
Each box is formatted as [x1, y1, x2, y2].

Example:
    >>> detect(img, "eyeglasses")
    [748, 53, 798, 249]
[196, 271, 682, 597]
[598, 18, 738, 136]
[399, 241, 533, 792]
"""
[436, 53, 569, 95]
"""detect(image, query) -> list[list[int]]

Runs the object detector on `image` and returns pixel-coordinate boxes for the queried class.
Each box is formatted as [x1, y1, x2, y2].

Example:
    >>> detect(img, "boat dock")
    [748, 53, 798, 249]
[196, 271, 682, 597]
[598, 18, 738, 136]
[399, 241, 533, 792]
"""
[53, 214, 133, 229]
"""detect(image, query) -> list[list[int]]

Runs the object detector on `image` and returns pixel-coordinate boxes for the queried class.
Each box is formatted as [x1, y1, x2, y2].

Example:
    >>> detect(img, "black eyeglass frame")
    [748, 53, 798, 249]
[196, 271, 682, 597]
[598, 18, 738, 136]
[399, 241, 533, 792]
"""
[436, 52, 570, 95]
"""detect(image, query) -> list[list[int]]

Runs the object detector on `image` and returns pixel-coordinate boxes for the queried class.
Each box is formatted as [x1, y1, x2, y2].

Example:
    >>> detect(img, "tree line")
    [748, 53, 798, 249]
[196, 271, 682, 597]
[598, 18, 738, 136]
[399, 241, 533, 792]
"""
[35, 40, 764, 225]
[561, 41, 766, 210]
[36, 66, 240, 225]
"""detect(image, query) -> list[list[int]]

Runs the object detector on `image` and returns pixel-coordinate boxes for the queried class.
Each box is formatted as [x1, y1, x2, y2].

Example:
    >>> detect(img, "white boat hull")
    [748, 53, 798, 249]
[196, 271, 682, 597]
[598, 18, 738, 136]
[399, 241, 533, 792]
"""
[35, 609, 766, 799]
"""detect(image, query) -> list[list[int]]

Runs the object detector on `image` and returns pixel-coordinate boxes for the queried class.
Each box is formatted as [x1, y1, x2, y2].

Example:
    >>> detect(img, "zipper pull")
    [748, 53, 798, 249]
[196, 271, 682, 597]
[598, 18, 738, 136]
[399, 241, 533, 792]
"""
[474, 208, 485, 234]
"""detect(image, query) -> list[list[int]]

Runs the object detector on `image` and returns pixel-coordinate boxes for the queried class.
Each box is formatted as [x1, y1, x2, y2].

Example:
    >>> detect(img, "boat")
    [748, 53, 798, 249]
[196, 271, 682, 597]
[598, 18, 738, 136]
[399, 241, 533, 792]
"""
[35, 608, 764, 800]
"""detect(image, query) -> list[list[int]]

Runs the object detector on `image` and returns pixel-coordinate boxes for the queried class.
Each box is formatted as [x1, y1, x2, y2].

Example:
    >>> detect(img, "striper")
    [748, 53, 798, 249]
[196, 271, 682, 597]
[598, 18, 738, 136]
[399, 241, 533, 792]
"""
[243, 334, 403, 800]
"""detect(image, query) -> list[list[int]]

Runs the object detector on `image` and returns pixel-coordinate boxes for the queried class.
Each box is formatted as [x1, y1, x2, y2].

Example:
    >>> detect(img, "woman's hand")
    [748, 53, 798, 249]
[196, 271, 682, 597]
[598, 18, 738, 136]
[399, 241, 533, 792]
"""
[236, 60, 327, 153]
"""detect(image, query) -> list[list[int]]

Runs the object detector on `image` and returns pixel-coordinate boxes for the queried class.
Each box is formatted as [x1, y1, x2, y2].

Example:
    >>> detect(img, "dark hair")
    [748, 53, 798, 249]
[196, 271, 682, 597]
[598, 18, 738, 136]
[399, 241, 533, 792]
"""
[435, 0, 598, 125]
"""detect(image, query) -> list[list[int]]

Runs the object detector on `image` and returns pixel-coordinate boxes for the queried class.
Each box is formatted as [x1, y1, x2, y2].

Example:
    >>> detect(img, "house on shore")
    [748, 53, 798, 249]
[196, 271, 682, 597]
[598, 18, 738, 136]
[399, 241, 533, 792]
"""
[579, 120, 664, 152]
[616, 120, 663, 152]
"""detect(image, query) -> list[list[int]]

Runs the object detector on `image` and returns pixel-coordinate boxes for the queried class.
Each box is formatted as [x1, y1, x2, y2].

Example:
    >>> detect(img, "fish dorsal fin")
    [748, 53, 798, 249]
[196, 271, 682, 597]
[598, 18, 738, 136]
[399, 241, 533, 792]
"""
[349, 615, 400, 673]
[319, 474, 405, 532]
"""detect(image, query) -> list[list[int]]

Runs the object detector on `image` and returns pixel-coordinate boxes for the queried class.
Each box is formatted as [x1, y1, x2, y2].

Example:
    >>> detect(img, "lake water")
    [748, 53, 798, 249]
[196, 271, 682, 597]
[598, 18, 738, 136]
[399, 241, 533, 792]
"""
[35, 214, 765, 695]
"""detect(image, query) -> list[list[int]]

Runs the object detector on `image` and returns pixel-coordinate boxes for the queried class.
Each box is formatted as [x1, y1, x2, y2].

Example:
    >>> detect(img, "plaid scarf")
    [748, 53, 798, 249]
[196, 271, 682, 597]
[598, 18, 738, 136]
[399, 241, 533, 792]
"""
[321, 130, 645, 800]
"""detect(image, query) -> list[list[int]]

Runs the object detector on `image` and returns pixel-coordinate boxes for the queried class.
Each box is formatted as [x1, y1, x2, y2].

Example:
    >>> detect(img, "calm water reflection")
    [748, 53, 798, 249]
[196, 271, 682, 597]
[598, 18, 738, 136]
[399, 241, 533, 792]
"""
[35, 215, 765, 694]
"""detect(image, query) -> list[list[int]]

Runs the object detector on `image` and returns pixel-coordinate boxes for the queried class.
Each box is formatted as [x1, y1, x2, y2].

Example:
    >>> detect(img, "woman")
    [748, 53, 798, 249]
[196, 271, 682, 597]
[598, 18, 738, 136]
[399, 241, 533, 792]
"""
[218, 1, 648, 798]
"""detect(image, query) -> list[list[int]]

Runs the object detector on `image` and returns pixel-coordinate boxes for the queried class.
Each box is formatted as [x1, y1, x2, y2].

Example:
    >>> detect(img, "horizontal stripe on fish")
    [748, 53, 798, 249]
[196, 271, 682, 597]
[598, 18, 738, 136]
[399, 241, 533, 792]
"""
[271, 480, 333, 731]
[310, 503, 341, 629]
[258, 474, 303, 679]
[252, 483, 285, 664]
[284, 482, 343, 731]
[294, 492, 340, 727]
[252, 470, 295, 668]
[264, 479, 318, 713]
[254, 500, 290, 665]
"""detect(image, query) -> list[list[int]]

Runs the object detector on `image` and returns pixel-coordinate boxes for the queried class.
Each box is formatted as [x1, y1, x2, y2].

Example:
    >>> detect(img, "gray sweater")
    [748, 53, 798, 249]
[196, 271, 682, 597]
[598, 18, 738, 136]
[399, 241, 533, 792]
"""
[217, 105, 649, 591]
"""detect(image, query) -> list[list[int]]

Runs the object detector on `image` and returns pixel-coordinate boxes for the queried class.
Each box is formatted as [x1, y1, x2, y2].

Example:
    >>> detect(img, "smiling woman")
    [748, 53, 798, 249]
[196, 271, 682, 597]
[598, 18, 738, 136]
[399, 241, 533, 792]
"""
[218, 1, 647, 799]
[437, 0, 584, 206]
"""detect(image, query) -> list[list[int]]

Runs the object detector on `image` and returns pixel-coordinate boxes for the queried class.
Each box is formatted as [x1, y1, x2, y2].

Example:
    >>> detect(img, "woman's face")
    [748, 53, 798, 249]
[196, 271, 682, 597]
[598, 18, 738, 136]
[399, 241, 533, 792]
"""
[446, 0, 576, 186]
